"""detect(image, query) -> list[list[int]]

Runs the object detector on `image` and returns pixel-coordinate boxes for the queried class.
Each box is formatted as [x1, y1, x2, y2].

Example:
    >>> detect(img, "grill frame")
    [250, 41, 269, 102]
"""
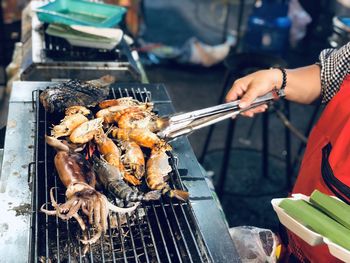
[0, 81, 240, 262]
[20, 3, 141, 82]
[41, 23, 127, 62]
[30, 85, 213, 262]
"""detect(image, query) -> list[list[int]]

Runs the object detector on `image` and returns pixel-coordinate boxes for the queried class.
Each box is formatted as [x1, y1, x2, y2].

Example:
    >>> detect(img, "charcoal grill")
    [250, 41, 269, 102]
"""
[20, 2, 140, 82]
[0, 81, 240, 262]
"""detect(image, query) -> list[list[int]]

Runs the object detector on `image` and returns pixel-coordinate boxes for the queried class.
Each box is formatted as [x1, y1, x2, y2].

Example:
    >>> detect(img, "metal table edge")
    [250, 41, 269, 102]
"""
[2, 81, 241, 263]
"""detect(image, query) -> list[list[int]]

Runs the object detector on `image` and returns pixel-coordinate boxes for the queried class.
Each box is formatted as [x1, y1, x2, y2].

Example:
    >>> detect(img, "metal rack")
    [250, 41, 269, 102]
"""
[20, 2, 141, 82]
[0, 81, 239, 262]
[31, 86, 212, 262]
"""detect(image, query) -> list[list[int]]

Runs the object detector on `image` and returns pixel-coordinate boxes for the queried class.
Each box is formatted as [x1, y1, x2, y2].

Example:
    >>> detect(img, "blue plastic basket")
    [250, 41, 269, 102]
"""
[35, 0, 126, 28]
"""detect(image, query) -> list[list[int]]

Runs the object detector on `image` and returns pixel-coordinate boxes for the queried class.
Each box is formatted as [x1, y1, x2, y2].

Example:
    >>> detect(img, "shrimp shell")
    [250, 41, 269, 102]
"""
[94, 130, 141, 186]
[118, 110, 161, 132]
[96, 106, 141, 124]
[121, 141, 145, 179]
[146, 149, 172, 190]
[99, 97, 154, 109]
[51, 113, 88, 138]
[146, 148, 189, 201]
[112, 128, 170, 149]
[70, 117, 103, 144]
[94, 129, 122, 167]
[65, 106, 91, 116]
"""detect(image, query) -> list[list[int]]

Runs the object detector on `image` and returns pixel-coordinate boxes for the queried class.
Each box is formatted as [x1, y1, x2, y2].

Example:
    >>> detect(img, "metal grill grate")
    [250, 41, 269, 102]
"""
[42, 24, 125, 62]
[30, 85, 212, 263]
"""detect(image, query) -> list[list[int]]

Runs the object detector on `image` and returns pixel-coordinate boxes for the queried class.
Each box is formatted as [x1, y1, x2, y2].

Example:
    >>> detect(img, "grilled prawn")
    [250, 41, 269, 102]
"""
[111, 128, 170, 149]
[146, 147, 189, 201]
[65, 105, 91, 116]
[96, 106, 147, 124]
[98, 97, 154, 109]
[41, 136, 138, 245]
[70, 117, 103, 144]
[51, 113, 88, 138]
[94, 129, 141, 186]
[118, 110, 162, 132]
[120, 140, 145, 179]
[93, 155, 160, 202]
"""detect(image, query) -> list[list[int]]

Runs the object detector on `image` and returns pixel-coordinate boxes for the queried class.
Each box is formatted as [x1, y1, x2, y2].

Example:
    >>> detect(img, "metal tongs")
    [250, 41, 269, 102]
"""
[157, 89, 285, 140]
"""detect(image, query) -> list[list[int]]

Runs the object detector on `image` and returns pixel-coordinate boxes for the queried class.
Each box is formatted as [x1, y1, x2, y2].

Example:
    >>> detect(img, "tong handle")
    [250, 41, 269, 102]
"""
[159, 90, 284, 140]
[169, 90, 282, 124]
[162, 95, 276, 139]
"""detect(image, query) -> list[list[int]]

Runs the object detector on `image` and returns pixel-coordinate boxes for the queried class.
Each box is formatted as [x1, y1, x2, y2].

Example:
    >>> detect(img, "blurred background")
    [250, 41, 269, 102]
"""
[1, 0, 350, 233]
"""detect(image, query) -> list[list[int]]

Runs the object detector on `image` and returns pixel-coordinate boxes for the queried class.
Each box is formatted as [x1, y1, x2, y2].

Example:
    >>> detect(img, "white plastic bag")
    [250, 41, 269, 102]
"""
[229, 226, 279, 263]
[288, 0, 312, 47]
[187, 36, 236, 67]
[338, 0, 350, 8]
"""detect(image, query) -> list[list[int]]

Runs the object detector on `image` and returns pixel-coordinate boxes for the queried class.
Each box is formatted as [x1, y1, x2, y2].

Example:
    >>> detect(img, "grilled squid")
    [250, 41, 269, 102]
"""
[41, 136, 138, 245]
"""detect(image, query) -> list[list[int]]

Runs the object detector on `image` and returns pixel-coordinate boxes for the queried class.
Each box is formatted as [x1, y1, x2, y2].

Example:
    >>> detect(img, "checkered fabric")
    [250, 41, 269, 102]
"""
[318, 42, 350, 103]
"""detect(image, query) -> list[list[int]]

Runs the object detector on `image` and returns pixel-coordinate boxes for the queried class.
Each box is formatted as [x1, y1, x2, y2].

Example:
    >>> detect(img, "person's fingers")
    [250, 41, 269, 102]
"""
[240, 104, 268, 117]
[225, 78, 250, 102]
[238, 85, 263, 109]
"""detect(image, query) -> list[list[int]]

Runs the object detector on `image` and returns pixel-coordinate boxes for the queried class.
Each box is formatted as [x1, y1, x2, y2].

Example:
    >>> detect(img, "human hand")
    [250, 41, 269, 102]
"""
[225, 69, 282, 117]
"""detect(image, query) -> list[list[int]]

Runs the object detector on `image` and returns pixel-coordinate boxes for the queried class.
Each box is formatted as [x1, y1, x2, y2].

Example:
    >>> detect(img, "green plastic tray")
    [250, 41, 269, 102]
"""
[35, 0, 126, 28]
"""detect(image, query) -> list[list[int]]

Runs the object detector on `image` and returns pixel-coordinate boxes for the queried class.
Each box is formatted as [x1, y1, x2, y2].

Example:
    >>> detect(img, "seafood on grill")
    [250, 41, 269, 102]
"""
[65, 105, 91, 116]
[118, 109, 163, 132]
[98, 97, 153, 109]
[40, 75, 115, 113]
[94, 129, 141, 185]
[93, 155, 161, 203]
[111, 127, 170, 149]
[146, 147, 189, 201]
[96, 104, 153, 125]
[120, 140, 145, 179]
[42, 136, 139, 245]
[70, 117, 104, 144]
[51, 113, 88, 138]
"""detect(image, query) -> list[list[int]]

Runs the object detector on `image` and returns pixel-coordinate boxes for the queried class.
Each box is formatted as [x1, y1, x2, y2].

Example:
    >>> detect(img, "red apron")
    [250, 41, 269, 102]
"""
[288, 76, 350, 262]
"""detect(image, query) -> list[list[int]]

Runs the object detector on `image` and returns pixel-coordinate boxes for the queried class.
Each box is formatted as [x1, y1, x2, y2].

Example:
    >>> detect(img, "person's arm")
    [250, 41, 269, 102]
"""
[225, 42, 350, 117]
[225, 65, 321, 117]
[227, 65, 321, 104]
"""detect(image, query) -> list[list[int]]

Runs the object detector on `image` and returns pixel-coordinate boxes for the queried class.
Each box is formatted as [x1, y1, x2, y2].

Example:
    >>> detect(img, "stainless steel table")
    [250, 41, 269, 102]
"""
[0, 81, 241, 263]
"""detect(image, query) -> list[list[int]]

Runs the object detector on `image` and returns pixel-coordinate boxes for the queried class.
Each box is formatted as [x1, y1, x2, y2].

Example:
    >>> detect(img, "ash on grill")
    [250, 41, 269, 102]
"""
[31, 85, 211, 262]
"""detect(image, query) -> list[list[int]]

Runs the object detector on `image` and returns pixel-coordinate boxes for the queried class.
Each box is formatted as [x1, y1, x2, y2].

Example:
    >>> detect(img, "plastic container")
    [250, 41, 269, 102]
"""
[271, 194, 350, 262]
[46, 24, 124, 50]
[271, 194, 323, 246]
[35, 0, 126, 28]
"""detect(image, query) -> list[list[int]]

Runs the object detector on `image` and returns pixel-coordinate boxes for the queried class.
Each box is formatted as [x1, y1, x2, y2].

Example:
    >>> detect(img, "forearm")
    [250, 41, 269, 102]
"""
[283, 65, 321, 104]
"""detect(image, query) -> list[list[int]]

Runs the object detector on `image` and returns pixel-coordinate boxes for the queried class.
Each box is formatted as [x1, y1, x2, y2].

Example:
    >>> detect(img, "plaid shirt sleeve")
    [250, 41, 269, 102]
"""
[318, 42, 350, 103]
